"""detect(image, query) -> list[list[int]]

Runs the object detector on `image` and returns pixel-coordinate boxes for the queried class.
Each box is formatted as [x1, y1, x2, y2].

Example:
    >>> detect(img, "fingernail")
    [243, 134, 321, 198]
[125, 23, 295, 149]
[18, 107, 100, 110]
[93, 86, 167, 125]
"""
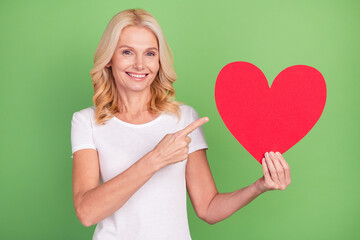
[265, 152, 269, 157]
[276, 152, 281, 156]
[270, 151, 274, 156]
[262, 158, 265, 163]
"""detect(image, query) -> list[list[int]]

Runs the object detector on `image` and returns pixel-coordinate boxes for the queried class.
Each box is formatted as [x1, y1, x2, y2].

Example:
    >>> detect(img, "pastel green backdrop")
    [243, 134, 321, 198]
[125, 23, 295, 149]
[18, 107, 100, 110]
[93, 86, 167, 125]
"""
[1, 0, 358, 239]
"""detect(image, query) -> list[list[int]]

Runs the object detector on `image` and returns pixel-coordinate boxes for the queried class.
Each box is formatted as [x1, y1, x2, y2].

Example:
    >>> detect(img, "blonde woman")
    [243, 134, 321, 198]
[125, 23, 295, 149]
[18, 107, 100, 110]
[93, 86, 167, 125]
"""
[71, 8, 291, 240]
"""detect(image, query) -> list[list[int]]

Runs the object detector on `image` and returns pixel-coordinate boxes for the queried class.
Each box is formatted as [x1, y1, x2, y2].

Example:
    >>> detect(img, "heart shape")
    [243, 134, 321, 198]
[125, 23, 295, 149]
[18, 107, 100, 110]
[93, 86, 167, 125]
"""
[215, 61, 327, 164]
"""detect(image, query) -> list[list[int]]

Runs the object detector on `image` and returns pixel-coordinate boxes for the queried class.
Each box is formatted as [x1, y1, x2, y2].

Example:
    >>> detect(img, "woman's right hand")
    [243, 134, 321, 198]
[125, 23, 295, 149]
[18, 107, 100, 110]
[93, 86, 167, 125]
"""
[152, 117, 209, 168]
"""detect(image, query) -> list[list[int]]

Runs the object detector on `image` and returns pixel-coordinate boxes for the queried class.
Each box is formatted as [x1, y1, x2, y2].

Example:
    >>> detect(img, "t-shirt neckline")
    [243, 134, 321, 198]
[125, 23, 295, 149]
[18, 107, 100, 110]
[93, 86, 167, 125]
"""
[112, 112, 165, 128]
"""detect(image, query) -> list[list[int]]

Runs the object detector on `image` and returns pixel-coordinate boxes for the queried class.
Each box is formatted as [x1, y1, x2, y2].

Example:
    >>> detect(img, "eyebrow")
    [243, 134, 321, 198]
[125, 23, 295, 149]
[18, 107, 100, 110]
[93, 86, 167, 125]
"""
[118, 45, 158, 51]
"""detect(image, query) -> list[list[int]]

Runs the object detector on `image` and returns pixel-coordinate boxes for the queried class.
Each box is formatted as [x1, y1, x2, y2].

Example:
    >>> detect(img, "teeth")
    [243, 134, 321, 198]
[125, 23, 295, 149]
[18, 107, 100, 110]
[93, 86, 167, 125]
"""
[127, 72, 147, 78]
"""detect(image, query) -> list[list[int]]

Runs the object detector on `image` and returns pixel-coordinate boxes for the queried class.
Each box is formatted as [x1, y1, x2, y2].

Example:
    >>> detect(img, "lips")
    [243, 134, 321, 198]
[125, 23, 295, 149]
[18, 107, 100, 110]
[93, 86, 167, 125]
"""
[126, 72, 149, 80]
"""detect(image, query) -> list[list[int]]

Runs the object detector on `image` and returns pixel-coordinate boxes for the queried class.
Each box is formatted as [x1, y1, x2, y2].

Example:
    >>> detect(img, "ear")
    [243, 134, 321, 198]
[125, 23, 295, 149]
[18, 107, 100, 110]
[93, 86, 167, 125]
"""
[106, 61, 111, 68]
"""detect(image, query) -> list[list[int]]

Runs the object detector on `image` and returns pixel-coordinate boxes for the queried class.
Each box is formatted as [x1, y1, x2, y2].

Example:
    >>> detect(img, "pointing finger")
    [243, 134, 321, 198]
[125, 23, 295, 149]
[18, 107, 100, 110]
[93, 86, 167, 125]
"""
[178, 117, 209, 137]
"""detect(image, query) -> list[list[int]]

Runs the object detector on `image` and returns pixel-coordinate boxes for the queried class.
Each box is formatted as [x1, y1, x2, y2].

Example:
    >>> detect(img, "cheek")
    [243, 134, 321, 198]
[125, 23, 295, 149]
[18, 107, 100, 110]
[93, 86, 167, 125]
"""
[148, 60, 160, 73]
[113, 56, 132, 70]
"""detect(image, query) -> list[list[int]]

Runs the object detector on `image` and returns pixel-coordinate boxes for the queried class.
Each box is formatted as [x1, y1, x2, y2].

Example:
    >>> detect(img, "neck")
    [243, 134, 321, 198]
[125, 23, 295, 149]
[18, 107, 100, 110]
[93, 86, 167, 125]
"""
[116, 87, 152, 115]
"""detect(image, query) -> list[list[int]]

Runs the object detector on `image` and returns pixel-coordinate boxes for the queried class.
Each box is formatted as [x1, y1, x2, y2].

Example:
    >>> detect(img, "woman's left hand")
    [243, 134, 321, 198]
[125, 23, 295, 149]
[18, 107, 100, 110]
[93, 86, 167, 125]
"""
[254, 151, 291, 193]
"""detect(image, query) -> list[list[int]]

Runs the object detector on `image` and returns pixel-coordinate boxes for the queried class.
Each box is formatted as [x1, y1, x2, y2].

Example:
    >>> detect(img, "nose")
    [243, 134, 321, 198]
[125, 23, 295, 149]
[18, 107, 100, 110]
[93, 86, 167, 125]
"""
[134, 55, 144, 70]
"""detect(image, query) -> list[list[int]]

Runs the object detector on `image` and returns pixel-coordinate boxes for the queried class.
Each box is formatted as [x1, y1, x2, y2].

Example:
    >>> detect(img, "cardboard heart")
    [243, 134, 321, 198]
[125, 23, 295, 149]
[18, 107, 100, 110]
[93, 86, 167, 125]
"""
[215, 61, 327, 164]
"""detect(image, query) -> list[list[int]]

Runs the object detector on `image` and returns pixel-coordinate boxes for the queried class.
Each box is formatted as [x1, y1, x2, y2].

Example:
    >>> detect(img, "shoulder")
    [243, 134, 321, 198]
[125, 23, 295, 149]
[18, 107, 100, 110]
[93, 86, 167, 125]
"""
[178, 104, 201, 123]
[71, 105, 95, 122]
[179, 104, 197, 116]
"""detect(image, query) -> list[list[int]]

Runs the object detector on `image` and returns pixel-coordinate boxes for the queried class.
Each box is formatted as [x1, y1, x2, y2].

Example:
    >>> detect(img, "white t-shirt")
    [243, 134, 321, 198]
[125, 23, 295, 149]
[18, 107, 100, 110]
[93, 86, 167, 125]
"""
[70, 104, 208, 240]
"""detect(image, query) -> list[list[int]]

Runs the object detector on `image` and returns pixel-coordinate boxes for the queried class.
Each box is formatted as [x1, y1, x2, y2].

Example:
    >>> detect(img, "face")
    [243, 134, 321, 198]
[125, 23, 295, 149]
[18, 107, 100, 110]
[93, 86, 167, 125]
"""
[106, 25, 160, 93]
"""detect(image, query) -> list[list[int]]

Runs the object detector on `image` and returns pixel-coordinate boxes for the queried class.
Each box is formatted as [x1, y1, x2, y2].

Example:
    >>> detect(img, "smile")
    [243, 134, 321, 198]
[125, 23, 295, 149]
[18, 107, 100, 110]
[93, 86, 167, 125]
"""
[126, 72, 149, 79]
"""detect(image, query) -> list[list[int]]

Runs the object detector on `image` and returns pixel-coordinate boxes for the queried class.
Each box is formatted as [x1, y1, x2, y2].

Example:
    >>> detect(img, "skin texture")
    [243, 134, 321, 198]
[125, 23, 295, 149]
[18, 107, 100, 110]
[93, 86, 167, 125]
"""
[72, 25, 291, 227]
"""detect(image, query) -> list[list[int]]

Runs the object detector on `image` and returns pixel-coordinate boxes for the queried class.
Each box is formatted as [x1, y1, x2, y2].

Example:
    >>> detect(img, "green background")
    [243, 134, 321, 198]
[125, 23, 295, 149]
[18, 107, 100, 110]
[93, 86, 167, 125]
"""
[1, 0, 359, 239]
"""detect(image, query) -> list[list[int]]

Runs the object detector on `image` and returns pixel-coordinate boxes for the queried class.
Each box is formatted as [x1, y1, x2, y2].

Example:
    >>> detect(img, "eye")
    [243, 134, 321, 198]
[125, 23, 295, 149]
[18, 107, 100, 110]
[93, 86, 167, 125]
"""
[122, 50, 132, 55]
[146, 51, 156, 56]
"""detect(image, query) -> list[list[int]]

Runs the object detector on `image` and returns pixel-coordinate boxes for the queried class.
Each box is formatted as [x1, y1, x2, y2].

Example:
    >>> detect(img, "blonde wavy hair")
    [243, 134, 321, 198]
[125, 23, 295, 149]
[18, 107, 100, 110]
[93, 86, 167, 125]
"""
[90, 8, 181, 125]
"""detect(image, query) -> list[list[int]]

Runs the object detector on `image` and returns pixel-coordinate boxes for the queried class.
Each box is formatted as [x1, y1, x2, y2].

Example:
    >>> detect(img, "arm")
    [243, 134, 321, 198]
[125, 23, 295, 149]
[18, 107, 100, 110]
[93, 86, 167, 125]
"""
[73, 116, 209, 227]
[186, 150, 291, 225]
[73, 149, 161, 227]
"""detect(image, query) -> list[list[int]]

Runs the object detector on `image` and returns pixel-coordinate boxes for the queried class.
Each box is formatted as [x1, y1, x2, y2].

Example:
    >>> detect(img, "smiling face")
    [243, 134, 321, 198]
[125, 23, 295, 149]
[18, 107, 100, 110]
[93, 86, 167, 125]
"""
[107, 25, 160, 93]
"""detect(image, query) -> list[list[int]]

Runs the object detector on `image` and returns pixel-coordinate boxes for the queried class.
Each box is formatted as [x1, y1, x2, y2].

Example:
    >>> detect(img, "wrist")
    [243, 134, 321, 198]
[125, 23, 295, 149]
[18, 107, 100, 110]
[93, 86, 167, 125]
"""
[144, 149, 163, 172]
[252, 178, 267, 195]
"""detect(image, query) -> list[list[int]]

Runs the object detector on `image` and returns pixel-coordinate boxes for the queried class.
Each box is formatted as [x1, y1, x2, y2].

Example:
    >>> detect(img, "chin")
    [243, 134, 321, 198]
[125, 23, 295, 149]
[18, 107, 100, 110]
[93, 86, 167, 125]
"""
[115, 74, 155, 92]
[127, 83, 152, 92]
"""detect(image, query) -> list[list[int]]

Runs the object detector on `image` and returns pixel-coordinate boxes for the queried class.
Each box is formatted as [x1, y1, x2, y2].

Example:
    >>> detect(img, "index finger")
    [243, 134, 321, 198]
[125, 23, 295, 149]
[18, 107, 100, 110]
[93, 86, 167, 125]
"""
[178, 117, 209, 137]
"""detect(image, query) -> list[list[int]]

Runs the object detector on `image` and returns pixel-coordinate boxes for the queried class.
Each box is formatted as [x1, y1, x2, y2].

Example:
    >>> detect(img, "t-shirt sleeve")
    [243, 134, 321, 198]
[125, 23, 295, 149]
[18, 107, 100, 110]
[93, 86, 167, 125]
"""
[70, 110, 97, 158]
[186, 106, 208, 154]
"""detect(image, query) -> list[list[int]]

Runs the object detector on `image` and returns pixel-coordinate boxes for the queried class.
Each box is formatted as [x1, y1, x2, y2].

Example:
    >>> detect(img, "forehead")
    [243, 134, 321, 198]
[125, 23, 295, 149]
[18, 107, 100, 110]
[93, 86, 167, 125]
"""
[117, 25, 158, 49]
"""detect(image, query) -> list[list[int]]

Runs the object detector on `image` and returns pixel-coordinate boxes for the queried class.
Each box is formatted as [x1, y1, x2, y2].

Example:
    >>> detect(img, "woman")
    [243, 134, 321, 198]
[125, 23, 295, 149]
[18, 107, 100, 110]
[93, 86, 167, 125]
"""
[71, 8, 291, 240]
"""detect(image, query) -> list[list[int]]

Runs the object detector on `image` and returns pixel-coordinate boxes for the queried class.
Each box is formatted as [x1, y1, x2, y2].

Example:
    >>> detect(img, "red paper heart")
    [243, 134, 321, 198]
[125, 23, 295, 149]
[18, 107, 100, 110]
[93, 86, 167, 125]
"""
[215, 61, 327, 164]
